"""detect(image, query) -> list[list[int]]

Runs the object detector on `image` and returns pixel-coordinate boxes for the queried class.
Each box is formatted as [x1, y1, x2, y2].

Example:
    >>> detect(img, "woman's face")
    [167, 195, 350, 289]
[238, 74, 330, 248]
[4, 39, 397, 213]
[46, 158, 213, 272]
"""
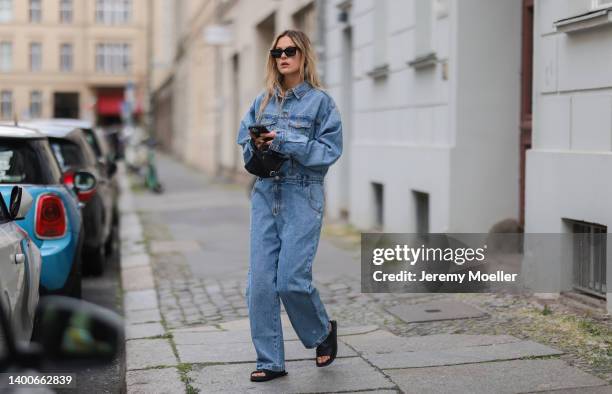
[274, 36, 302, 77]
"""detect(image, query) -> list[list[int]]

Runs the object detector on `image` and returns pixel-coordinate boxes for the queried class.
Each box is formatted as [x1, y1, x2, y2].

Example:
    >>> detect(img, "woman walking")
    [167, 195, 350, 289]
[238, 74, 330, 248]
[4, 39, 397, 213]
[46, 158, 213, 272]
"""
[236, 30, 343, 382]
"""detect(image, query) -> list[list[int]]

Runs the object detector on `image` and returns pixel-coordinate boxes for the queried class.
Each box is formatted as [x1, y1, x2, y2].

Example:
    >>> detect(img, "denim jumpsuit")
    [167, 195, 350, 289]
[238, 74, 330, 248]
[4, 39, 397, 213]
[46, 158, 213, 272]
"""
[236, 81, 343, 372]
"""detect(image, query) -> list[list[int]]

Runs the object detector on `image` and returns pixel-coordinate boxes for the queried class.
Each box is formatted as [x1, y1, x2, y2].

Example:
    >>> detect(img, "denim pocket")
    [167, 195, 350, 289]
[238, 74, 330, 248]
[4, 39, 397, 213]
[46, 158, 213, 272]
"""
[289, 115, 313, 136]
[260, 114, 278, 128]
[308, 183, 324, 214]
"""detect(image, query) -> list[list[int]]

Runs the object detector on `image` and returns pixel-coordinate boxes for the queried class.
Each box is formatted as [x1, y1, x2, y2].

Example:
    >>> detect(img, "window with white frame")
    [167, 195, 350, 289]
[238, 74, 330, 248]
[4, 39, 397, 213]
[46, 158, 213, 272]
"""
[29, 0, 42, 23]
[60, 0, 72, 23]
[95, 0, 132, 24]
[29, 90, 42, 118]
[0, 41, 11, 71]
[0, 90, 12, 119]
[0, 0, 12, 23]
[60, 43, 73, 71]
[30, 42, 42, 71]
[591, 0, 612, 10]
[96, 43, 131, 73]
[373, 0, 387, 67]
[414, 0, 434, 58]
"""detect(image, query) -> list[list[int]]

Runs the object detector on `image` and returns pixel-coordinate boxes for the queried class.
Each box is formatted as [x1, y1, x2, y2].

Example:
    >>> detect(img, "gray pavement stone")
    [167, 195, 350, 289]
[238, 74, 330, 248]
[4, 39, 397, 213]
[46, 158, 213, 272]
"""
[124, 289, 159, 311]
[149, 239, 201, 254]
[362, 340, 563, 369]
[535, 386, 612, 393]
[121, 253, 150, 269]
[386, 300, 488, 323]
[385, 359, 606, 394]
[126, 322, 166, 340]
[188, 357, 396, 393]
[121, 222, 143, 239]
[122, 242, 147, 256]
[125, 308, 162, 324]
[126, 339, 177, 370]
[122, 265, 155, 291]
[172, 324, 381, 347]
[177, 340, 356, 364]
[126, 367, 184, 394]
[341, 330, 520, 354]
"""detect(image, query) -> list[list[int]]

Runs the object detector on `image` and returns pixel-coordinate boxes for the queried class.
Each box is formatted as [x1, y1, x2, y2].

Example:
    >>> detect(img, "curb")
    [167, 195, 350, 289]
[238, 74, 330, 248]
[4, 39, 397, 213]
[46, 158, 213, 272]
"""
[117, 164, 185, 393]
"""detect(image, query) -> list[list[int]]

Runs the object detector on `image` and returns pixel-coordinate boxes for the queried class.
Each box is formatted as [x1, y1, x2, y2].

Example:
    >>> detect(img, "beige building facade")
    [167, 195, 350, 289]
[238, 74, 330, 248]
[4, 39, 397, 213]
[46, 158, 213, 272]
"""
[0, 0, 150, 124]
[150, 0, 321, 178]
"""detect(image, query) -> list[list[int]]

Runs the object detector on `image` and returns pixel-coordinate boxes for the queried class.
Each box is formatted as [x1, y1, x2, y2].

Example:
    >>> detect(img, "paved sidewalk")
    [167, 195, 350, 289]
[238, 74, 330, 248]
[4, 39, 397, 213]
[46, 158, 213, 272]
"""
[118, 154, 611, 393]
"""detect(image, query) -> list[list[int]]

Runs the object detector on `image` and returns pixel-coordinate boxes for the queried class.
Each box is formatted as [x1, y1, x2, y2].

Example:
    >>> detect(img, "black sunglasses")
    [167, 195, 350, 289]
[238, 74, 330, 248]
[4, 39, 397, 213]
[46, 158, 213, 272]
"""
[270, 46, 299, 58]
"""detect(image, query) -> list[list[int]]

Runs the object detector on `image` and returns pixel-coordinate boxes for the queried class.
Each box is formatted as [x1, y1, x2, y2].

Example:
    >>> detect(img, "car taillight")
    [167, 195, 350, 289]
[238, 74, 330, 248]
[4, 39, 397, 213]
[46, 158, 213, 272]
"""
[35, 195, 67, 239]
[62, 170, 75, 187]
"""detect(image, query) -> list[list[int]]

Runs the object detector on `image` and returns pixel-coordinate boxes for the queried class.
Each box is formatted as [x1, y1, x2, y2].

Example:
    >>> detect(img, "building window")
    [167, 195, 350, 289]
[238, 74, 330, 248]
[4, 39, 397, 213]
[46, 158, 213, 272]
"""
[0, 41, 11, 71]
[0, 90, 12, 119]
[569, 220, 607, 298]
[372, 182, 384, 230]
[0, 0, 12, 23]
[414, 0, 434, 58]
[591, 0, 612, 10]
[95, 0, 132, 24]
[30, 42, 42, 71]
[373, 0, 387, 66]
[60, 43, 73, 71]
[29, 0, 42, 23]
[413, 191, 430, 234]
[96, 43, 131, 74]
[60, 0, 72, 23]
[292, 3, 316, 38]
[30, 90, 42, 118]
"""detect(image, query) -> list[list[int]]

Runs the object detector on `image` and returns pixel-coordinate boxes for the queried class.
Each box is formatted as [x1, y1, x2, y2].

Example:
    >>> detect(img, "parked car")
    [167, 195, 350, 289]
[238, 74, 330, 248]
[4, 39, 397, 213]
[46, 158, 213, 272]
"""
[0, 125, 92, 298]
[21, 121, 115, 276]
[0, 186, 41, 342]
[0, 295, 123, 389]
[37, 119, 120, 260]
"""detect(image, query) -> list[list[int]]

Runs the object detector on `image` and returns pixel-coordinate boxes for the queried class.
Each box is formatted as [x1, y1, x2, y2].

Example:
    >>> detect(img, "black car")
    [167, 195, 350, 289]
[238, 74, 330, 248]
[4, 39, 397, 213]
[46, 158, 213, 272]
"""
[51, 120, 120, 257]
[23, 121, 117, 276]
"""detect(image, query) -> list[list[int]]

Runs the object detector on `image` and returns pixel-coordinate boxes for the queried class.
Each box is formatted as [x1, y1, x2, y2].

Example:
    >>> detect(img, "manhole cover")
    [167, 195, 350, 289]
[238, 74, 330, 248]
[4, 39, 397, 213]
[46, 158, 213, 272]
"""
[386, 300, 487, 323]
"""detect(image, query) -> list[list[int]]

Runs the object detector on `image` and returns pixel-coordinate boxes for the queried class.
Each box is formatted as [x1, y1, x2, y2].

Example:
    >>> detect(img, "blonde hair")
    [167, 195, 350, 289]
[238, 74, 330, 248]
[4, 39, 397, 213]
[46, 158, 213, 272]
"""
[258, 30, 322, 119]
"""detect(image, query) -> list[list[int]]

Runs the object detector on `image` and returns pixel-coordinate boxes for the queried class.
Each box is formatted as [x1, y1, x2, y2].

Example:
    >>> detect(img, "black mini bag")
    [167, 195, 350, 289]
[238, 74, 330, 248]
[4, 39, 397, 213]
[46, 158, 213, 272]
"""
[244, 139, 287, 178]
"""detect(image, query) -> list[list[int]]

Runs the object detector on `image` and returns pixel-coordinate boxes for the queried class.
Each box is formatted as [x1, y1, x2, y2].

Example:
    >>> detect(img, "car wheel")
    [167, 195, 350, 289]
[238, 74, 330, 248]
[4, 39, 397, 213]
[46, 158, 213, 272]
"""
[87, 245, 106, 277]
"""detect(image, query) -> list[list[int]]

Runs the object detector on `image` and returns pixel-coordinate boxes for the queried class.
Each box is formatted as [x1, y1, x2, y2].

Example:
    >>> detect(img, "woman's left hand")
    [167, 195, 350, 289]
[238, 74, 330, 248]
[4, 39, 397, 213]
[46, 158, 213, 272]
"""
[261, 131, 276, 147]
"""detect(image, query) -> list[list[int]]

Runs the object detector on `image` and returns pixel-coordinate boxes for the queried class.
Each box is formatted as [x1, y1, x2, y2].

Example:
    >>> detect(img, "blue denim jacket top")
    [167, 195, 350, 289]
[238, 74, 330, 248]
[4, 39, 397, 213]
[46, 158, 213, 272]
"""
[237, 81, 343, 179]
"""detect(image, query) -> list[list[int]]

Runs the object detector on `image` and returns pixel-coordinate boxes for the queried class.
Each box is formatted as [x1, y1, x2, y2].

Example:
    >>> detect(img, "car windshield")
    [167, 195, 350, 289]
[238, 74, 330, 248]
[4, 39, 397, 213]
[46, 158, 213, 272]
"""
[0, 140, 45, 184]
[50, 139, 85, 172]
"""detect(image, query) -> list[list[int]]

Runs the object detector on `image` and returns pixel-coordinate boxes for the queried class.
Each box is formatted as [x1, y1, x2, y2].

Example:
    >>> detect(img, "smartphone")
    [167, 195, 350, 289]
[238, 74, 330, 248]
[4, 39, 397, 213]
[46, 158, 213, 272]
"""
[248, 124, 270, 137]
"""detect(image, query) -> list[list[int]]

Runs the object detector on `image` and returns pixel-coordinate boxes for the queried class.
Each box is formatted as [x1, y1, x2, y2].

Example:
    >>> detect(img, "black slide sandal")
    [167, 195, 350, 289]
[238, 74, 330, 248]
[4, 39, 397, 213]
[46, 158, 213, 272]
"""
[316, 320, 337, 367]
[250, 369, 288, 382]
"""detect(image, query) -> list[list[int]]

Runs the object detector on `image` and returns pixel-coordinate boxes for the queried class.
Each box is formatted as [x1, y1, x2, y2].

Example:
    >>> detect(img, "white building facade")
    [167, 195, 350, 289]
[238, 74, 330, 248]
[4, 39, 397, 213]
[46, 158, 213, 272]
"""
[322, 0, 523, 233]
[525, 0, 612, 312]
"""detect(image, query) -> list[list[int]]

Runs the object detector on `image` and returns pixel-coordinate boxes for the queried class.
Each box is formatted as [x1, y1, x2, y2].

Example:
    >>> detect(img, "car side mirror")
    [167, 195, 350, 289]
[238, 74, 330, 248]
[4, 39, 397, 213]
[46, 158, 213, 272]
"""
[9, 186, 33, 220]
[36, 296, 123, 367]
[73, 171, 97, 193]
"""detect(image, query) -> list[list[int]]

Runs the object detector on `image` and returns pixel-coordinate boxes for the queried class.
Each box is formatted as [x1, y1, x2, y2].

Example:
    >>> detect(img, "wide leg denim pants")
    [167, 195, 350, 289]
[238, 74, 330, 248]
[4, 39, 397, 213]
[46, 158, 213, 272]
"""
[246, 175, 331, 372]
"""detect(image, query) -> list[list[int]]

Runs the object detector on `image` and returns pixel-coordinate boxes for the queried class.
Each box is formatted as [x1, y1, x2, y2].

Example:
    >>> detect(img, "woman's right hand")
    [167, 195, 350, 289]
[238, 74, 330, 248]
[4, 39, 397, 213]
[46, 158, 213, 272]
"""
[250, 131, 274, 150]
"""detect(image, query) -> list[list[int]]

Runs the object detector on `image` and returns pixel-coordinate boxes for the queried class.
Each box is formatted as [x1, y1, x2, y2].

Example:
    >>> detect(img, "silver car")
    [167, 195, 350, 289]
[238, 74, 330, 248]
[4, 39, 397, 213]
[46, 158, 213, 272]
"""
[0, 186, 41, 342]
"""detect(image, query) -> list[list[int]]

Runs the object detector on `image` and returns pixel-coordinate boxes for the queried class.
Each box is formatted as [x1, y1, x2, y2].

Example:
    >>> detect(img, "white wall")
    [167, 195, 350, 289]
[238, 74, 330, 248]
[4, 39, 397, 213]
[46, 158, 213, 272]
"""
[450, 0, 522, 232]
[324, 0, 521, 233]
[527, 0, 612, 312]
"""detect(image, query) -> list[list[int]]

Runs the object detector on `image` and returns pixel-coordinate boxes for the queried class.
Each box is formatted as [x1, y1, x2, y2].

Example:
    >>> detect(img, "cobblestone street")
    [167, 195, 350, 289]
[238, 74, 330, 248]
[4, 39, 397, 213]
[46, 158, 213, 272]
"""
[121, 153, 612, 393]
